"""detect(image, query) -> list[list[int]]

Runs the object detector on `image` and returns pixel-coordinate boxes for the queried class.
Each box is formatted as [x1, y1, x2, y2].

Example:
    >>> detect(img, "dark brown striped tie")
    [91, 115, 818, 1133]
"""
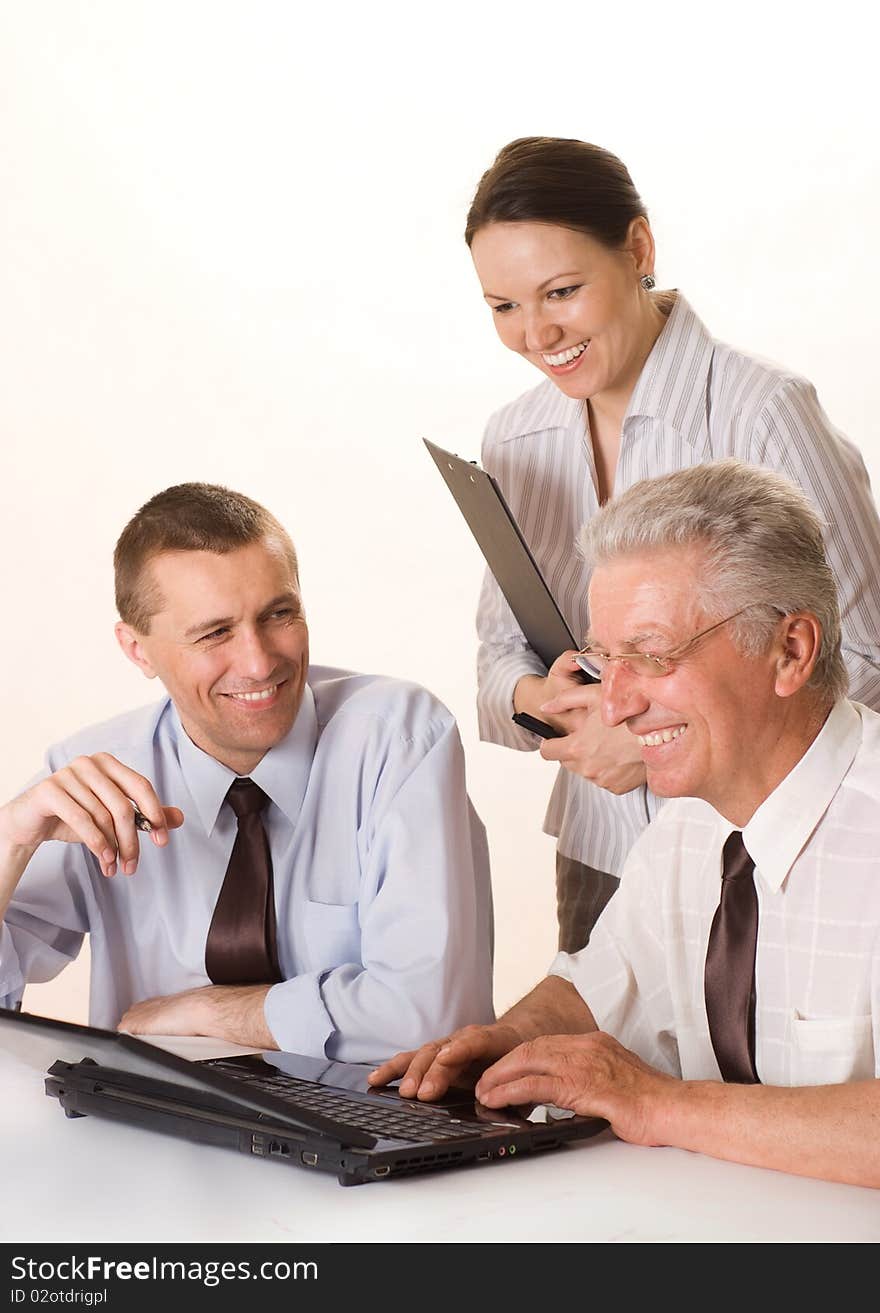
[704, 830, 760, 1084]
[205, 778, 282, 986]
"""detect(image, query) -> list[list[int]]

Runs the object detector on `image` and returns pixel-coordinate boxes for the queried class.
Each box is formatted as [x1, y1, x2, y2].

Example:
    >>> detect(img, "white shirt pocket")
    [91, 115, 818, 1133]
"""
[789, 1013, 874, 1086]
[301, 900, 361, 971]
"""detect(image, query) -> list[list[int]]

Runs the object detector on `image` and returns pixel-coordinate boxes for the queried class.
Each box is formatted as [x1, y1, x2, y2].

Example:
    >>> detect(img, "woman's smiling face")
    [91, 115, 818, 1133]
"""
[470, 220, 656, 407]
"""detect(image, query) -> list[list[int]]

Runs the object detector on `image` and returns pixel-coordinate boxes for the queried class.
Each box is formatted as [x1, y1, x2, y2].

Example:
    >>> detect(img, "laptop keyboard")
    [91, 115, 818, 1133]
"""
[210, 1063, 486, 1143]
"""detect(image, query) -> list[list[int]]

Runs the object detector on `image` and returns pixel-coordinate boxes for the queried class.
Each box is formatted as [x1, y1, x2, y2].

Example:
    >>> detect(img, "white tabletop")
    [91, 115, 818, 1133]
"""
[2, 1041, 877, 1245]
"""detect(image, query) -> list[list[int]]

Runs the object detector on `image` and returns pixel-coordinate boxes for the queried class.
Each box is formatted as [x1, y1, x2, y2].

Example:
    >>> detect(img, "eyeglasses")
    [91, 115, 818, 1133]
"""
[575, 608, 753, 681]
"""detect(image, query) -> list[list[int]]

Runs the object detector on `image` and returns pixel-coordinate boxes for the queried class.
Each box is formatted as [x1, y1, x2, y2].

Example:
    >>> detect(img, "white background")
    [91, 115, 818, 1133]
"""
[1, 1, 878, 1023]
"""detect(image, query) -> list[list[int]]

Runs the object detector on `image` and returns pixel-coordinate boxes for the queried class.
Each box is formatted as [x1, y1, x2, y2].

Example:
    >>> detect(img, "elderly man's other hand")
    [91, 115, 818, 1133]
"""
[475, 1031, 677, 1145]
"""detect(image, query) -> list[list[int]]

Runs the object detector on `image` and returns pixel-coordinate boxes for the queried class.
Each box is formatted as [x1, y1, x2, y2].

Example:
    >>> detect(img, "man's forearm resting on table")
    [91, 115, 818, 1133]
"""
[646, 1075, 880, 1188]
[119, 984, 277, 1049]
[480, 997, 880, 1189]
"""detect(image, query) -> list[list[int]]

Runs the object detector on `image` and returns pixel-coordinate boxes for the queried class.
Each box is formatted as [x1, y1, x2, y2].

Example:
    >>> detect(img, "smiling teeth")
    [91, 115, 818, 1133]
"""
[543, 341, 588, 366]
[638, 725, 686, 747]
[231, 686, 276, 702]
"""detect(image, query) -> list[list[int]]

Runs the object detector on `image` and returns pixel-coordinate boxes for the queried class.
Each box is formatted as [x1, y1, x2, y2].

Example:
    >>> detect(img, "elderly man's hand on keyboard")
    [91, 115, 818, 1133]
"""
[368, 1023, 524, 1101]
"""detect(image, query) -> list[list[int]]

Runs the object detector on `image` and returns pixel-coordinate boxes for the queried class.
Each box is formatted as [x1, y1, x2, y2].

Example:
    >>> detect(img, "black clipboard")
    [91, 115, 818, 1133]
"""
[424, 438, 595, 679]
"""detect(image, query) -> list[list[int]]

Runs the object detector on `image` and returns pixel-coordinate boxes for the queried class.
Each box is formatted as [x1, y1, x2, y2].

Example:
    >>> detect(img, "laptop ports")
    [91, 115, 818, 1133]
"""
[301, 1151, 319, 1167]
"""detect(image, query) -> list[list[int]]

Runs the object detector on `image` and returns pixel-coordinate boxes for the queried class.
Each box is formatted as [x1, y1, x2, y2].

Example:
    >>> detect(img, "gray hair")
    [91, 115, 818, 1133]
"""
[579, 459, 847, 702]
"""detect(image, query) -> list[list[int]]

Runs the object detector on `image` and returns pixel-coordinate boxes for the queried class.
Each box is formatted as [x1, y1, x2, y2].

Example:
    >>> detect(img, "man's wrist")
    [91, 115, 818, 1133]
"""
[0, 823, 40, 880]
[201, 983, 276, 1049]
[493, 1017, 538, 1051]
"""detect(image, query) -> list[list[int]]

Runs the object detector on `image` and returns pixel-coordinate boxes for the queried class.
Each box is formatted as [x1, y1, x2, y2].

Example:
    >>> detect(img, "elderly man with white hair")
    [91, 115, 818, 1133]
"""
[371, 458, 880, 1189]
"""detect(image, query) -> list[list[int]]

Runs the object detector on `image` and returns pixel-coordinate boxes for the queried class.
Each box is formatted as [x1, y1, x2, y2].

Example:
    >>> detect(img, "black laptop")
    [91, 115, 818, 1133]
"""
[0, 1008, 608, 1186]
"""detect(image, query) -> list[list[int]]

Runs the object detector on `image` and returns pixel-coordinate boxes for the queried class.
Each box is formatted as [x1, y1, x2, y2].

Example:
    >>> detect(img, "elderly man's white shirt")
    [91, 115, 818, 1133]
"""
[550, 699, 880, 1085]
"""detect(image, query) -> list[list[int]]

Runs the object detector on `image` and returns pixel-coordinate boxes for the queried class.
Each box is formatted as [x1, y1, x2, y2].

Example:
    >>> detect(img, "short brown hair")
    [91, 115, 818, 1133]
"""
[114, 482, 298, 632]
[465, 136, 648, 249]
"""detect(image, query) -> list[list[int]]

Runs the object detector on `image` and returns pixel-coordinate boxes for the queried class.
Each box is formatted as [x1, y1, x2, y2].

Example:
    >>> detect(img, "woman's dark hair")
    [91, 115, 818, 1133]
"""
[464, 136, 648, 249]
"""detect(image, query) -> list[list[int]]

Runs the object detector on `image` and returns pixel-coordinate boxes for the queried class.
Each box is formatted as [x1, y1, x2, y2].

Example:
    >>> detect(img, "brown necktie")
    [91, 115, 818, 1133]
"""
[704, 830, 760, 1084]
[205, 778, 282, 986]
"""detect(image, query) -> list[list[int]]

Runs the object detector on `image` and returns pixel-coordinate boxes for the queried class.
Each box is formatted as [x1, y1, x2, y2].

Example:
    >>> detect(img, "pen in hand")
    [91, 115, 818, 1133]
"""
[131, 802, 185, 844]
[132, 807, 153, 834]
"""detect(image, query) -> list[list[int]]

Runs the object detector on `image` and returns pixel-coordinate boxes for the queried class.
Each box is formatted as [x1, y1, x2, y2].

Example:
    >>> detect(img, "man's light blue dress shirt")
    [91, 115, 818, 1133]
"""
[0, 665, 494, 1062]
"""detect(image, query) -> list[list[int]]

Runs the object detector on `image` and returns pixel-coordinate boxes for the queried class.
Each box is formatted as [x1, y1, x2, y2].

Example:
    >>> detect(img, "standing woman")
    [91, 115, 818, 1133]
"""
[469, 136, 880, 952]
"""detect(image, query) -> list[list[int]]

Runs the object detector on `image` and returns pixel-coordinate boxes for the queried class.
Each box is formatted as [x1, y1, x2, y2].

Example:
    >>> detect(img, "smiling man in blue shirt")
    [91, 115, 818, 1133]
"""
[0, 483, 494, 1060]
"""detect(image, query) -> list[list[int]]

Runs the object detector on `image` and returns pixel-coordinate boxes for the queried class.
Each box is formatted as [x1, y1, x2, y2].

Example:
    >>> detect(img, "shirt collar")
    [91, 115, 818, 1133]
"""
[493, 292, 714, 445]
[623, 292, 715, 446]
[494, 379, 583, 441]
[171, 683, 318, 836]
[738, 699, 862, 892]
